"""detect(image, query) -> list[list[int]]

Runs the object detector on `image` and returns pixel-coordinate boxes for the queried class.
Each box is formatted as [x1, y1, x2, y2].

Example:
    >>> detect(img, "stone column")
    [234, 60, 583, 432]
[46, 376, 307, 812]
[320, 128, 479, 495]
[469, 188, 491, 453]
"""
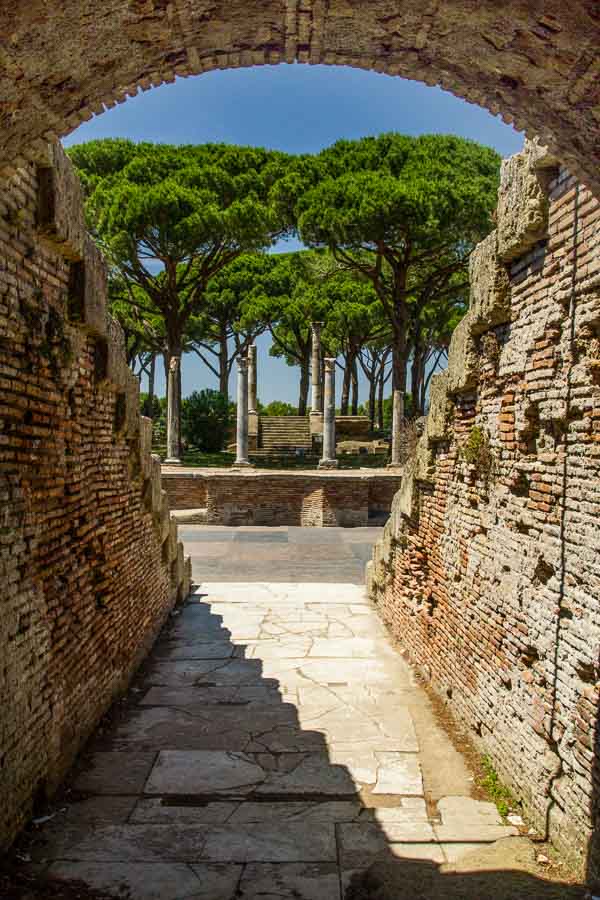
[165, 354, 182, 464]
[234, 356, 251, 467]
[318, 357, 338, 469]
[248, 344, 257, 413]
[311, 322, 323, 413]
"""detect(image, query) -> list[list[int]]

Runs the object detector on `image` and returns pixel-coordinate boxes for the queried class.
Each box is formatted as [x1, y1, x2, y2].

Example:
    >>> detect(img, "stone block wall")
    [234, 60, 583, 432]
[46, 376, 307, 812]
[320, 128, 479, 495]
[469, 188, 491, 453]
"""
[367, 140, 600, 878]
[0, 144, 191, 849]
[161, 470, 401, 527]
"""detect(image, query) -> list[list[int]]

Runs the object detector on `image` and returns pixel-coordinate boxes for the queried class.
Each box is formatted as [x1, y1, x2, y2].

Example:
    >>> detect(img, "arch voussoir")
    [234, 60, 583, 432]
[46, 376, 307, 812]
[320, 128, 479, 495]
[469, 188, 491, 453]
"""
[0, 2, 598, 191]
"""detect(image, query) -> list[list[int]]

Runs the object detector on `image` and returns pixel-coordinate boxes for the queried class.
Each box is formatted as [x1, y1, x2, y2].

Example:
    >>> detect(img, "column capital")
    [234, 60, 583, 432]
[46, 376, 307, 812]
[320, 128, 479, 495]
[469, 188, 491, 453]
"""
[237, 356, 249, 371]
[323, 357, 336, 372]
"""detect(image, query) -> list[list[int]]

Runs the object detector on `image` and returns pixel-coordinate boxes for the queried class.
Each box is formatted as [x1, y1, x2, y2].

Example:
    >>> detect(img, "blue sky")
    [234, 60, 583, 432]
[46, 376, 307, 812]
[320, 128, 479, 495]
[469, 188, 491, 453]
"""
[63, 63, 523, 405]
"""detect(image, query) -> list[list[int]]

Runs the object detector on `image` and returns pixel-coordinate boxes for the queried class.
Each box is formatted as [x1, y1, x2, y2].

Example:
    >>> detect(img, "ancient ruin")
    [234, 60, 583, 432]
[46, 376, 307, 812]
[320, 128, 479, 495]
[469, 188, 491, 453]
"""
[1, 2, 600, 894]
[368, 141, 600, 880]
[0, 144, 191, 849]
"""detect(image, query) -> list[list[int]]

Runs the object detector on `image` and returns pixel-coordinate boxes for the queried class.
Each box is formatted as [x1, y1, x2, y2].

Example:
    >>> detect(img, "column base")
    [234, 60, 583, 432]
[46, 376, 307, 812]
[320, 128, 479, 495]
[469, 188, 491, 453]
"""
[386, 461, 403, 470]
[164, 457, 183, 465]
[318, 459, 339, 469]
[232, 460, 253, 469]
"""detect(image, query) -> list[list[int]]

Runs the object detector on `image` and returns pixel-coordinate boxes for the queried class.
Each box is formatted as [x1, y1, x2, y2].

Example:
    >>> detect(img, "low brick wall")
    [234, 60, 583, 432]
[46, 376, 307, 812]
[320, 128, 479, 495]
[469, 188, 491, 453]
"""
[368, 143, 600, 879]
[0, 144, 190, 849]
[161, 469, 401, 527]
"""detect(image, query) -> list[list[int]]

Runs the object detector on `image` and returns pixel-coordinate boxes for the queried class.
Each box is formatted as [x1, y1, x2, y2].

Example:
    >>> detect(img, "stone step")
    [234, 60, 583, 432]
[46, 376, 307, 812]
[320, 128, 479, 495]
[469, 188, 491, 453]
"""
[259, 416, 312, 451]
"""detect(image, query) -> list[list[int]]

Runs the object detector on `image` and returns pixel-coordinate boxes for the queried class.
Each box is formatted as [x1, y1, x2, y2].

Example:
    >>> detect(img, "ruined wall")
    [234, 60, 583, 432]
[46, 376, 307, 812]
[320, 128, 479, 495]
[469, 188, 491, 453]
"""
[0, 144, 191, 849]
[367, 140, 600, 877]
[161, 470, 401, 527]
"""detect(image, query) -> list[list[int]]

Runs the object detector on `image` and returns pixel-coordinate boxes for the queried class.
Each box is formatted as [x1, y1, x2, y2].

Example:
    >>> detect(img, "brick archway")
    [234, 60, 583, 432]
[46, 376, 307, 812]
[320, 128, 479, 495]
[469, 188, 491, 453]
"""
[0, 2, 599, 191]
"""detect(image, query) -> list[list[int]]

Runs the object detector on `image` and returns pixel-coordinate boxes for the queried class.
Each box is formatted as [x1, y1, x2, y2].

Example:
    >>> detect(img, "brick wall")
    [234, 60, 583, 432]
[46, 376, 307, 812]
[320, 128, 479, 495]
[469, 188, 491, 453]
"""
[161, 470, 401, 527]
[0, 144, 191, 849]
[367, 140, 600, 879]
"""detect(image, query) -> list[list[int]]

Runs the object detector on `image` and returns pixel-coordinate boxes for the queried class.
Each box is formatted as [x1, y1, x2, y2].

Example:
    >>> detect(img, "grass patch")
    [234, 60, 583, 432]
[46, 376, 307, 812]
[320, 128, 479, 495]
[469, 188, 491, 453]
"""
[478, 755, 515, 817]
[155, 446, 390, 469]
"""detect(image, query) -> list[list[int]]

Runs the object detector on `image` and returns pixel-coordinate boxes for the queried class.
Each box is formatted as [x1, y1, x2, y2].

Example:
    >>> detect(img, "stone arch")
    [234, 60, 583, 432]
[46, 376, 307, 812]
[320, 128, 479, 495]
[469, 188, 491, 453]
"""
[0, 2, 599, 192]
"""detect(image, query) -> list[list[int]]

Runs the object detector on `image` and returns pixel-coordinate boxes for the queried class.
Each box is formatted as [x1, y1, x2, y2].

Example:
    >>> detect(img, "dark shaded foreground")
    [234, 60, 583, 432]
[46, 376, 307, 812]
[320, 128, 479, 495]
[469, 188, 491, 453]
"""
[346, 838, 584, 900]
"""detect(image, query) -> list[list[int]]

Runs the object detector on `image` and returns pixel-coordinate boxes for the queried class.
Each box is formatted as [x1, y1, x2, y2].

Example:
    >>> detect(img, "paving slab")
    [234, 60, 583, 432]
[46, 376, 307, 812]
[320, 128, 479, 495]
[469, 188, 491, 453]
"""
[153, 640, 235, 660]
[201, 823, 337, 862]
[38, 824, 211, 862]
[130, 798, 238, 825]
[30, 539, 524, 899]
[338, 822, 437, 867]
[144, 750, 267, 795]
[372, 752, 423, 795]
[72, 752, 157, 794]
[140, 685, 284, 707]
[254, 753, 357, 797]
[238, 863, 341, 899]
[227, 800, 362, 824]
[46, 862, 240, 900]
[234, 531, 290, 543]
[58, 797, 137, 826]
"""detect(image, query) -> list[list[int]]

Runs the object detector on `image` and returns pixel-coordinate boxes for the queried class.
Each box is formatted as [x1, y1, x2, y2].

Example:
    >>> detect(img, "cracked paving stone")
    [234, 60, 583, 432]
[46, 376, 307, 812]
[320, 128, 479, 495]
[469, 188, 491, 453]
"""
[139, 685, 284, 707]
[147, 659, 273, 687]
[105, 707, 253, 751]
[227, 800, 363, 824]
[201, 823, 337, 862]
[144, 750, 267, 795]
[58, 797, 137, 826]
[238, 863, 341, 899]
[153, 641, 235, 660]
[337, 821, 437, 867]
[130, 798, 238, 824]
[255, 753, 358, 796]
[36, 824, 211, 862]
[372, 753, 424, 795]
[46, 862, 242, 900]
[72, 752, 158, 794]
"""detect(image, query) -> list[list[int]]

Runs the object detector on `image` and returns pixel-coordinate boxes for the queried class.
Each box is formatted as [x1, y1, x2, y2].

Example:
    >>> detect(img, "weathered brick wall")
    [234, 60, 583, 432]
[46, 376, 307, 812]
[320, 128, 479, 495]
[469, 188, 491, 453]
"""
[0, 144, 191, 849]
[367, 140, 600, 879]
[161, 470, 401, 527]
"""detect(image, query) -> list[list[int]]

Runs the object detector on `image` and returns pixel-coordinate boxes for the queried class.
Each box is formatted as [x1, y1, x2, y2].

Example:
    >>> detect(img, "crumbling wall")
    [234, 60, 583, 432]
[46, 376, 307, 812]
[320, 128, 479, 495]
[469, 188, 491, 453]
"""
[162, 470, 401, 527]
[367, 140, 600, 877]
[0, 144, 191, 849]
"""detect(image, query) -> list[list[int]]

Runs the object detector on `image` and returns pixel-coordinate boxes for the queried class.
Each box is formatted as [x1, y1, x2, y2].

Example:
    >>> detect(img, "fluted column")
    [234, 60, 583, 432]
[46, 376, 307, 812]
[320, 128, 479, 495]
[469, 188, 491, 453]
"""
[318, 357, 338, 469]
[248, 344, 257, 413]
[234, 357, 251, 467]
[311, 322, 323, 413]
[165, 354, 182, 464]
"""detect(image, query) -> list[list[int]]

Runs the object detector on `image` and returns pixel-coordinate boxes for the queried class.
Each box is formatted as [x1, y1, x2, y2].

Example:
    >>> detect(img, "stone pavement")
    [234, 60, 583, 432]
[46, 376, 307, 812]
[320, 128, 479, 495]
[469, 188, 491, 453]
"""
[180, 525, 381, 583]
[31, 528, 518, 899]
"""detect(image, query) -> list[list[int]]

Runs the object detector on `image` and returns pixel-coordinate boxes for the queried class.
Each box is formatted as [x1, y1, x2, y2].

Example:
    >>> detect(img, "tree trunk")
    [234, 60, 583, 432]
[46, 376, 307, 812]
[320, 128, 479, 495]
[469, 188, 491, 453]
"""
[143, 353, 156, 418]
[165, 319, 183, 462]
[390, 318, 408, 466]
[340, 362, 350, 416]
[148, 354, 156, 407]
[219, 328, 229, 403]
[420, 353, 430, 413]
[298, 357, 310, 415]
[368, 371, 376, 432]
[351, 356, 359, 415]
[410, 329, 426, 416]
[377, 365, 385, 431]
